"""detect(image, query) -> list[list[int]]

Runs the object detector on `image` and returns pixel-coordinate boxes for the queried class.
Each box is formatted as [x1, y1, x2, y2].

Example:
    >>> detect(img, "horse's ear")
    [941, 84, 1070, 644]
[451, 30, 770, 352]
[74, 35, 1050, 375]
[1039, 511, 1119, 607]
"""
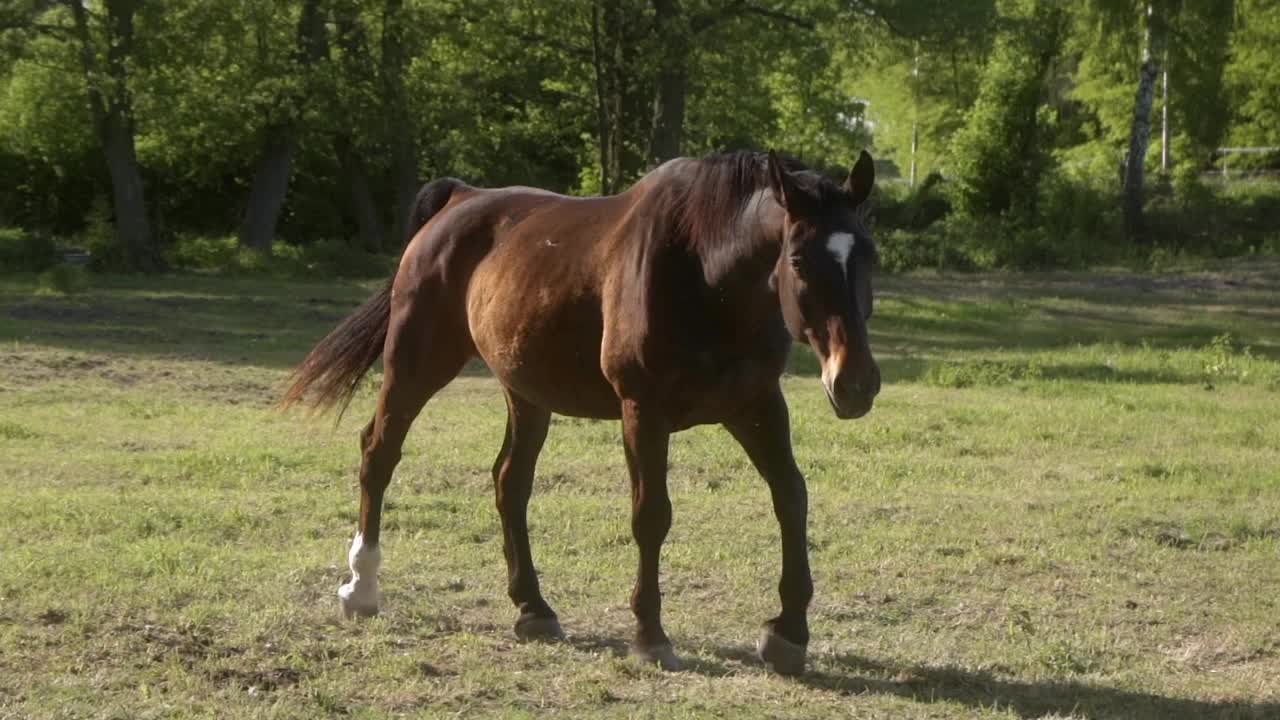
[844, 150, 875, 207]
[767, 150, 804, 214]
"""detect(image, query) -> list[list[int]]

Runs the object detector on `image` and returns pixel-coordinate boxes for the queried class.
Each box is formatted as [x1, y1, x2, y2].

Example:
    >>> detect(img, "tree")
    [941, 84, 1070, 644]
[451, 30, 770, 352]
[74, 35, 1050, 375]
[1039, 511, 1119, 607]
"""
[1069, 0, 1234, 241]
[330, 0, 386, 252]
[1226, 0, 1280, 147]
[948, 0, 1066, 217]
[66, 0, 161, 270]
[239, 0, 326, 254]
[381, 0, 419, 245]
[1119, 1, 1169, 242]
[852, 0, 995, 182]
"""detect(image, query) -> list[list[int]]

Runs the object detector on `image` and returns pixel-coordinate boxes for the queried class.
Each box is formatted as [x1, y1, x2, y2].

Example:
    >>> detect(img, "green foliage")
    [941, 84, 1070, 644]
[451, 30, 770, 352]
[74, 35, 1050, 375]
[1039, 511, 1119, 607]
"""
[167, 235, 242, 271]
[83, 196, 126, 272]
[948, 0, 1066, 218]
[292, 238, 395, 278]
[878, 224, 978, 273]
[1226, 0, 1280, 146]
[0, 226, 58, 272]
[1032, 170, 1123, 264]
[1144, 175, 1280, 259]
[0, 36, 96, 163]
[1069, 0, 1235, 170]
[853, 2, 994, 181]
[36, 264, 90, 295]
[876, 173, 951, 230]
[0, 0, 1276, 275]
[168, 234, 392, 279]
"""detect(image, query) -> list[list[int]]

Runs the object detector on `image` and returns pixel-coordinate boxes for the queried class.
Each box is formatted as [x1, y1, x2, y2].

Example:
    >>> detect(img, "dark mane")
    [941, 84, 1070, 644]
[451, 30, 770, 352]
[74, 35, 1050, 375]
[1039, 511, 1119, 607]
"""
[668, 151, 848, 253]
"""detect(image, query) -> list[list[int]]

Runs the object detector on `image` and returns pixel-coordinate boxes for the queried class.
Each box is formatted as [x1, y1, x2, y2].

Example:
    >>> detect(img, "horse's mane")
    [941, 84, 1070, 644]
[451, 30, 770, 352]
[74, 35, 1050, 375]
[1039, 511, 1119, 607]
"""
[669, 150, 847, 254]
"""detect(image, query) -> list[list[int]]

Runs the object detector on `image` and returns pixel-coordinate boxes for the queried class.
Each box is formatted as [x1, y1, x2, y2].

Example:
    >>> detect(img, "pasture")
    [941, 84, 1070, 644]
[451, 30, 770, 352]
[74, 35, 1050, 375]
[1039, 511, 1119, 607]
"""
[1, 261, 1278, 719]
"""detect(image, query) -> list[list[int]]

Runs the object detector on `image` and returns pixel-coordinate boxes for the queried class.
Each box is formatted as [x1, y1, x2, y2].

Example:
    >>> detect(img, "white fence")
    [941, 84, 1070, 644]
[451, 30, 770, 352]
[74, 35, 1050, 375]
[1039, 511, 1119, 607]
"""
[1214, 147, 1280, 180]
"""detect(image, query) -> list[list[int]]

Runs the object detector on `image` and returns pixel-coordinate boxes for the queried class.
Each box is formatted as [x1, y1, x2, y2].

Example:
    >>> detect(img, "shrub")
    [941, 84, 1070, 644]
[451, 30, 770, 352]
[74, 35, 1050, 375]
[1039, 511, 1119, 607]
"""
[168, 234, 392, 279]
[83, 196, 126, 271]
[876, 173, 951, 232]
[0, 226, 59, 272]
[297, 238, 393, 278]
[168, 234, 241, 271]
[36, 264, 90, 295]
[1035, 172, 1124, 267]
[879, 223, 981, 273]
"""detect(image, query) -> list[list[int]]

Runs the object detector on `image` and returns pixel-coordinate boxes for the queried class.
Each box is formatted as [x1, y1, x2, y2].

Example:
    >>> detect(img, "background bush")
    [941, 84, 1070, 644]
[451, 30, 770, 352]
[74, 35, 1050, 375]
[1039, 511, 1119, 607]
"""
[0, 226, 59, 272]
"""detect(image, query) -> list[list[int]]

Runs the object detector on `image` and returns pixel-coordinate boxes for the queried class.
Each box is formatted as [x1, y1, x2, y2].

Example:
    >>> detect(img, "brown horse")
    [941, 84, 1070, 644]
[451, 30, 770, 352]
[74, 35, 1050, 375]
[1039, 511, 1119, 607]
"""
[281, 150, 880, 675]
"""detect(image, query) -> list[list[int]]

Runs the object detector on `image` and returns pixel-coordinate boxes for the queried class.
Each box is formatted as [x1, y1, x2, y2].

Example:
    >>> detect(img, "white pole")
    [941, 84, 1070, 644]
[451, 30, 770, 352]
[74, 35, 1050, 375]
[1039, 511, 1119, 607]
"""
[1161, 66, 1169, 173]
[910, 43, 919, 189]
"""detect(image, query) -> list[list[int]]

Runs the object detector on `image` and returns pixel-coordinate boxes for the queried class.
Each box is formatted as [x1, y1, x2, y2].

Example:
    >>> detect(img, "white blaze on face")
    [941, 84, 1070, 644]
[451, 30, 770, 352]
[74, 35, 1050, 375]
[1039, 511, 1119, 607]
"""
[337, 531, 382, 617]
[826, 232, 855, 282]
[821, 232, 858, 397]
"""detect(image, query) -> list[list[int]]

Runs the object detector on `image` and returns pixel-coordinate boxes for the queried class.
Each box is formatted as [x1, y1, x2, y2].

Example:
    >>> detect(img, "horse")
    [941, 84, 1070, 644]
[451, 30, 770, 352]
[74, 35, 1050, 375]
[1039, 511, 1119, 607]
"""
[280, 149, 881, 675]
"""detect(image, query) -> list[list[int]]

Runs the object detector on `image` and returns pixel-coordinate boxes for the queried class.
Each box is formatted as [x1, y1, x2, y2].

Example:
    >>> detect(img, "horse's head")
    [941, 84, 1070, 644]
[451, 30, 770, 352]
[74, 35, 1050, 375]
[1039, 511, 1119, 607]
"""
[767, 150, 880, 419]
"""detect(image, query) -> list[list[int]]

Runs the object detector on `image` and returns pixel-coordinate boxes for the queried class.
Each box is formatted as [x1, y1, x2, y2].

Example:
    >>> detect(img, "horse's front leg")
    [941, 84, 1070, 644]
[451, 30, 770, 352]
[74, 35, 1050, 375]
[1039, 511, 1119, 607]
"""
[724, 387, 813, 675]
[619, 398, 680, 670]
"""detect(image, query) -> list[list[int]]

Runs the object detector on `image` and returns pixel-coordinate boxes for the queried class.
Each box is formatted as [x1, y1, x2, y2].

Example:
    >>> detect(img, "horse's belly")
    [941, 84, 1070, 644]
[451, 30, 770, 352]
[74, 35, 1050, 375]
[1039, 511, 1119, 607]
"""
[467, 263, 620, 419]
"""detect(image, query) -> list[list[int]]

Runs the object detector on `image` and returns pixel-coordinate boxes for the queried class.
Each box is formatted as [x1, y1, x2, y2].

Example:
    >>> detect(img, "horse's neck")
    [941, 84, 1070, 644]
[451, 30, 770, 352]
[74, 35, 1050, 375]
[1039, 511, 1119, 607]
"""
[699, 189, 784, 290]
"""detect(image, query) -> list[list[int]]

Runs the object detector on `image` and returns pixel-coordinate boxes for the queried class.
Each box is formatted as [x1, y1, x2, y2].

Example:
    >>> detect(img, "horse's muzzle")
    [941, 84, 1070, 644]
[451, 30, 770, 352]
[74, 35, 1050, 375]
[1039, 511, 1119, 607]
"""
[823, 363, 880, 420]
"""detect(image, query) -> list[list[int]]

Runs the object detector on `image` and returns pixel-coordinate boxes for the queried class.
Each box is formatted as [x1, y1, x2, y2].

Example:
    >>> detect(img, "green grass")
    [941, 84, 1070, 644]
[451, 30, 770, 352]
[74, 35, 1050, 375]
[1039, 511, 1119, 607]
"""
[2, 260, 1279, 718]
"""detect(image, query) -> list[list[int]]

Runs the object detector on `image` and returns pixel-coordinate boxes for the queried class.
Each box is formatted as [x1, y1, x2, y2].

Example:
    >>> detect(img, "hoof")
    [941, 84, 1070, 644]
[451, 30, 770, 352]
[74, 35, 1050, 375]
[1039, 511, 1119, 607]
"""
[514, 615, 565, 642]
[337, 582, 379, 620]
[756, 626, 807, 676]
[631, 642, 683, 671]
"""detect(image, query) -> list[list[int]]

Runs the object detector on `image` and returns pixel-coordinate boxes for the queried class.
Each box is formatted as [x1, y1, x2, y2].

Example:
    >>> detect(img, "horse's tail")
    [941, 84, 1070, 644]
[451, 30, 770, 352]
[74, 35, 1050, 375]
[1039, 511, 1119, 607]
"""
[405, 177, 466, 244]
[280, 177, 467, 417]
[277, 280, 392, 418]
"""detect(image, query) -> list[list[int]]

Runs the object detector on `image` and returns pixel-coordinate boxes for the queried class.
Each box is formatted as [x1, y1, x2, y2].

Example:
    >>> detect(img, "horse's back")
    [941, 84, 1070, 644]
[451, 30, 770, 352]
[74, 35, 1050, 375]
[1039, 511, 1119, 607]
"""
[395, 184, 636, 418]
[393, 170, 785, 426]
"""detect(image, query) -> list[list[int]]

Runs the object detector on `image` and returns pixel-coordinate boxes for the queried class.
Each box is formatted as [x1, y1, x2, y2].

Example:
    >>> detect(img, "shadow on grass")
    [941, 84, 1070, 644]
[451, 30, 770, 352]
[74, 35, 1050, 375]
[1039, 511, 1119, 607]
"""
[794, 353, 1222, 387]
[799, 650, 1276, 720]
[4, 266, 1277, 375]
[560, 633, 1273, 718]
[749, 645, 1270, 720]
[0, 274, 493, 375]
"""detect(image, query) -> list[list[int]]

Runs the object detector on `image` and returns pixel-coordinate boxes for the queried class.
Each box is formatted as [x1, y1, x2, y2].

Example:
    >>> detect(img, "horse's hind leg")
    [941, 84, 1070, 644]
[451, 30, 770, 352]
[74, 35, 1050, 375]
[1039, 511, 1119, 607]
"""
[492, 390, 561, 640]
[338, 307, 471, 619]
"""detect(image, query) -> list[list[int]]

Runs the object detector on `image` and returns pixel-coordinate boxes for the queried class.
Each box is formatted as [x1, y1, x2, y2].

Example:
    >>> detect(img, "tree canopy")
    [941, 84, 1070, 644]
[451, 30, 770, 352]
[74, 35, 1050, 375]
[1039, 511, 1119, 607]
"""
[0, 0, 1275, 271]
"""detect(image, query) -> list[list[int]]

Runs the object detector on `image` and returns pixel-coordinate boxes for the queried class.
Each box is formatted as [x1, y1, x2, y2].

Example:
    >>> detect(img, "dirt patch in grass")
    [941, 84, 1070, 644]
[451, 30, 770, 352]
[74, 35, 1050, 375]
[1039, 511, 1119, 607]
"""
[207, 665, 304, 692]
[1, 348, 279, 406]
[8, 301, 147, 325]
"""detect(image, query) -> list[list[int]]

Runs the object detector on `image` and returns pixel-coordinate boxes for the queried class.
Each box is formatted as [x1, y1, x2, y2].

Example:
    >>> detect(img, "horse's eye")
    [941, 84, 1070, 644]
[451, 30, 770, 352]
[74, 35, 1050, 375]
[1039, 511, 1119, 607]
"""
[789, 254, 804, 273]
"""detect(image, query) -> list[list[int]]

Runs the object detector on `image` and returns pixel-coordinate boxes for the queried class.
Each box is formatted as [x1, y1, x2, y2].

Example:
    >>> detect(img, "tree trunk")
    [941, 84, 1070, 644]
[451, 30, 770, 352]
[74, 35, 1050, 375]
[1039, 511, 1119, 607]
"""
[590, 0, 648, 194]
[647, 0, 688, 165]
[68, 0, 160, 272]
[381, 0, 420, 245]
[331, 1, 387, 252]
[334, 134, 385, 253]
[648, 62, 687, 166]
[590, 1, 612, 193]
[102, 118, 156, 270]
[240, 127, 296, 253]
[1122, 2, 1167, 243]
[239, 0, 325, 253]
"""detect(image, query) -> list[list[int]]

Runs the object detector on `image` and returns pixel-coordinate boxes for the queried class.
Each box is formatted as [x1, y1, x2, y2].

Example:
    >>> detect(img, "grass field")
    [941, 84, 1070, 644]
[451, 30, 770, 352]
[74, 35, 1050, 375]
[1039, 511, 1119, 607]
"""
[2, 260, 1279, 719]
